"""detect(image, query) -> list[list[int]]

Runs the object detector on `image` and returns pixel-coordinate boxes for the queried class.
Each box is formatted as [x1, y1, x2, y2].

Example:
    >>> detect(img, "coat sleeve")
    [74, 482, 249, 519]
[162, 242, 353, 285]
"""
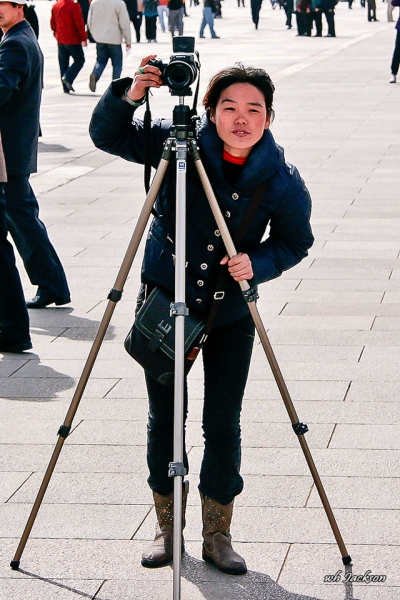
[118, 2, 132, 44]
[89, 78, 171, 168]
[247, 167, 313, 285]
[72, 3, 87, 42]
[0, 38, 27, 109]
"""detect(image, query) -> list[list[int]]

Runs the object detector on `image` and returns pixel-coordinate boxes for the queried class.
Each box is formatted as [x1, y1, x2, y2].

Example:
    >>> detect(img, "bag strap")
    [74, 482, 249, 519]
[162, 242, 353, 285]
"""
[187, 179, 269, 359]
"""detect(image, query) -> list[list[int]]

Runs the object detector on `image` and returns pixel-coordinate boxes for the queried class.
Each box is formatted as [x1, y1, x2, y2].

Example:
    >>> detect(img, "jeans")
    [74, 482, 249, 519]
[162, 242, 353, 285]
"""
[58, 43, 85, 85]
[200, 6, 217, 37]
[4, 175, 70, 299]
[157, 4, 169, 31]
[93, 43, 123, 81]
[0, 184, 30, 343]
[145, 314, 255, 504]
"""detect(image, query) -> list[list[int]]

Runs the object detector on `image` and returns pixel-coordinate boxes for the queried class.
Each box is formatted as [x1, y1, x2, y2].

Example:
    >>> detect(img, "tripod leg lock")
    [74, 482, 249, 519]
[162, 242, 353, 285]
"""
[170, 302, 189, 317]
[243, 287, 259, 303]
[58, 425, 71, 439]
[168, 462, 187, 478]
[292, 422, 309, 436]
[107, 288, 123, 303]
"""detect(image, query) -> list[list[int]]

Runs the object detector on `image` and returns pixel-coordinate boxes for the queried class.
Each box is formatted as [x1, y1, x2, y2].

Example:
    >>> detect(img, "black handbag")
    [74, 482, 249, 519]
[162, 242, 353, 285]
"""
[124, 286, 206, 386]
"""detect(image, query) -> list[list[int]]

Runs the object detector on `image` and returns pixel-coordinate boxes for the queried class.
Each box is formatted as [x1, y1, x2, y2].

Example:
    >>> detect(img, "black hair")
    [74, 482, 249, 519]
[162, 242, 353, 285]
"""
[203, 63, 275, 119]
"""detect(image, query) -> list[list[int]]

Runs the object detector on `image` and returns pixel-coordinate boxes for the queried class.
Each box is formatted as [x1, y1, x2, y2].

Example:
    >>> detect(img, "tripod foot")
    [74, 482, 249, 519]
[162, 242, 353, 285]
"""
[10, 560, 20, 570]
[342, 555, 352, 565]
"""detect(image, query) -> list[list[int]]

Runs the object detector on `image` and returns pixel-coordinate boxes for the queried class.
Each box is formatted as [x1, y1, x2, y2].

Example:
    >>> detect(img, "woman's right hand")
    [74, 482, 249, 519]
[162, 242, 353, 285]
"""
[125, 55, 163, 103]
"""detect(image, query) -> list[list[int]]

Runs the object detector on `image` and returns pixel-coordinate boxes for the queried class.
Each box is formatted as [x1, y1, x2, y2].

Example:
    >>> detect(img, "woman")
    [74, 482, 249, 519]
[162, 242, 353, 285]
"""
[89, 59, 313, 574]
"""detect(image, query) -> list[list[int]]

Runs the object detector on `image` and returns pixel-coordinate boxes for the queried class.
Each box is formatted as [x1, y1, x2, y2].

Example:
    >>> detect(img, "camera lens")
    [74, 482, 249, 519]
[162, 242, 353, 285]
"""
[164, 61, 197, 91]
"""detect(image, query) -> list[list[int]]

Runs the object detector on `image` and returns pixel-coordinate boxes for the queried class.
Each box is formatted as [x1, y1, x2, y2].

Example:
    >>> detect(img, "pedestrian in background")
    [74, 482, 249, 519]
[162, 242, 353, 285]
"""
[144, 0, 159, 41]
[367, 0, 377, 19]
[168, 0, 184, 36]
[251, 0, 263, 28]
[282, 0, 293, 28]
[88, 0, 131, 92]
[390, 0, 400, 81]
[296, 0, 312, 35]
[50, 0, 87, 93]
[311, 0, 322, 35]
[199, 0, 219, 38]
[157, 0, 169, 32]
[321, 0, 336, 35]
[0, 0, 71, 310]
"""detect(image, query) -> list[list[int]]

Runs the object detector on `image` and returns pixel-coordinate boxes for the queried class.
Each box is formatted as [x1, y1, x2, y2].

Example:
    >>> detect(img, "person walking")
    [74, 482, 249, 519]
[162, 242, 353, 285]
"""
[199, 0, 219, 38]
[251, 0, 263, 28]
[390, 0, 400, 81]
[157, 0, 169, 32]
[367, 0, 378, 19]
[144, 0, 159, 41]
[50, 0, 87, 94]
[168, 0, 184, 36]
[87, 0, 131, 92]
[89, 60, 313, 573]
[0, 132, 32, 353]
[282, 0, 294, 27]
[0, 0, 71, 309]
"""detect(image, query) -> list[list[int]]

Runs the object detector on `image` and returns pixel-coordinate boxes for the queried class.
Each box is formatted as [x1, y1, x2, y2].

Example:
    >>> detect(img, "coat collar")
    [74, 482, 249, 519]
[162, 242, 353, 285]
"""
[1, 20, 30, 43]
[196, 112, 284, 192]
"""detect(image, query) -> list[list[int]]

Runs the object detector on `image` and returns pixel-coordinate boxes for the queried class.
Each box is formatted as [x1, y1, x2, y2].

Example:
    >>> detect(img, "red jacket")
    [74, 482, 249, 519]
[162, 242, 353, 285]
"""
[50, 0, 87, 45]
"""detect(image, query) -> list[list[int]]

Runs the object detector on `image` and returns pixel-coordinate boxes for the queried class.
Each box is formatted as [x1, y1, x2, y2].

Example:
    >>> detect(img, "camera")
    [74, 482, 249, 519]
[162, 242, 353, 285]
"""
[149, 37, 200, 95]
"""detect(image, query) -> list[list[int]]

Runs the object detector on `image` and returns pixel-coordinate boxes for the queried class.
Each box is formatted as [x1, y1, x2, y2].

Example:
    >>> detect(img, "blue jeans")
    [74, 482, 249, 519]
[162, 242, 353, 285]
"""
[145, 314, 255, 504]
[200, 6, 217, 37]
[58, 43, 85, 84]
[0, 184, 30, 343]
[4, 175, 70, 299]
[93, 43, 123, 81]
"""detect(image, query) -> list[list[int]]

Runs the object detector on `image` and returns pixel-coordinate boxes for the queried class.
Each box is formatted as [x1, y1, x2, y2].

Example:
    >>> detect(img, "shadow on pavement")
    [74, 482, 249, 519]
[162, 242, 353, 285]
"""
[181, 553, 322, 600]
[0, 353, 75, 402]
[28, 308, 117, 342]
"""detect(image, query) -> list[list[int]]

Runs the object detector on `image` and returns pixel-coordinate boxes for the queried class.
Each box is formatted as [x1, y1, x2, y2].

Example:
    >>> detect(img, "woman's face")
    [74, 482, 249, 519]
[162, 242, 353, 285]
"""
[209, 82, 271, 158]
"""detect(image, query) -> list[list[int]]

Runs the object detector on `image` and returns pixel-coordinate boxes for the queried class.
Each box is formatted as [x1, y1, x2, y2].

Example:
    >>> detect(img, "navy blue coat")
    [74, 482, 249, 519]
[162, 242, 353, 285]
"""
[0, 20, 43, 176]
[90, 78, 314, 325]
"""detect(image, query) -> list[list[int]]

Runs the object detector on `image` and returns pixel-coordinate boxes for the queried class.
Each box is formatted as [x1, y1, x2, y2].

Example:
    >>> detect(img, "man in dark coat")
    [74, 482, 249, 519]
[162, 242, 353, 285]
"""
[0, 132, 32, 353]
[0, 0, 71, 308]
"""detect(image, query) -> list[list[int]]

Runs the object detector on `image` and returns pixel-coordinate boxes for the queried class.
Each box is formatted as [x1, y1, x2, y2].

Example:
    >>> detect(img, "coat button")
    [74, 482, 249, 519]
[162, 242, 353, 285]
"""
[200, 263, 208, 270]
[207, 245, 214, 251]
[196, 298, 202, 303]
[225, 211, 231, 218]
[232, 193, 239, 200]
[214, 229, 220, 236]
[197, 280, 204, 286]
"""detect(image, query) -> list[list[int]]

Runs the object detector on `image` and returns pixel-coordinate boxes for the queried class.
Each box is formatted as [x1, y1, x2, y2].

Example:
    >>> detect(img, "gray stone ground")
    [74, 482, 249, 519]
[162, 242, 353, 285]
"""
[1, 1, 399, 598]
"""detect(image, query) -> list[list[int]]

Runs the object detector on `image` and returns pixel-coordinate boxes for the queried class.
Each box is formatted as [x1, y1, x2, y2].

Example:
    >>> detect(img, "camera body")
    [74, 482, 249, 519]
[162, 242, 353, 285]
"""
[149, 37, 199, 96]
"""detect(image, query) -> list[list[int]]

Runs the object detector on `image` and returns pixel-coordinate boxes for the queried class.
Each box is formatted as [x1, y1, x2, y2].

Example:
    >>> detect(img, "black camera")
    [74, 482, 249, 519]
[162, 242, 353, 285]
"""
[149, 37, 200, 95]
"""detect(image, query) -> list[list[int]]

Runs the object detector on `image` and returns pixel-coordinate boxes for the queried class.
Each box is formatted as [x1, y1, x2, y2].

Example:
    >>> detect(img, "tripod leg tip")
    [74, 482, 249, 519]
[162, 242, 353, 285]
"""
[10, 560, 20, 570]
[342, 555, 352, 565]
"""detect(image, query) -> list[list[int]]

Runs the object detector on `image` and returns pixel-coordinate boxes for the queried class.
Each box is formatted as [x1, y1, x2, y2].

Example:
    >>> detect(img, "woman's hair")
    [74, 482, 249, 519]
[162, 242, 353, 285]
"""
[203, 63, 275, 119]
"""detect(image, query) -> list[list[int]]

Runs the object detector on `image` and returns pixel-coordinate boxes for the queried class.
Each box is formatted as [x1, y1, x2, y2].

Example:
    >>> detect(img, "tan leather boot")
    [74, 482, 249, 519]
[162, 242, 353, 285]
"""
[141, 481, 189, 568]
[200, 492, 247, 575]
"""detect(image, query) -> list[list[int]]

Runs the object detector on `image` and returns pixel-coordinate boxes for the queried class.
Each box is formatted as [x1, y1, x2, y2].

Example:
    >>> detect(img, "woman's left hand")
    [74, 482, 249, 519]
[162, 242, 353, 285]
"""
[220, 253, 253, 282]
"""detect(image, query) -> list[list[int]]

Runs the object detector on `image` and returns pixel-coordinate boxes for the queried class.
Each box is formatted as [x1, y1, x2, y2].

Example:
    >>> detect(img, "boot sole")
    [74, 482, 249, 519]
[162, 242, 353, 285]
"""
[202, 551, 247, 575]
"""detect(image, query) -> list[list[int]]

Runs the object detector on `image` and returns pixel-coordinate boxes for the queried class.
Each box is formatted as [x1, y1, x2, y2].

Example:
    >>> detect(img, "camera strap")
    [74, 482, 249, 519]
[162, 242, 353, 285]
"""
[187, 178, 269, 359]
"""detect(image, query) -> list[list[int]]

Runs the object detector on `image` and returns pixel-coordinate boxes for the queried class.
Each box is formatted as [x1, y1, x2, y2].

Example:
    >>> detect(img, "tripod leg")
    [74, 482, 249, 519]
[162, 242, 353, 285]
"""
[191, 148, 351, 566]
[10, 156, 171, 571]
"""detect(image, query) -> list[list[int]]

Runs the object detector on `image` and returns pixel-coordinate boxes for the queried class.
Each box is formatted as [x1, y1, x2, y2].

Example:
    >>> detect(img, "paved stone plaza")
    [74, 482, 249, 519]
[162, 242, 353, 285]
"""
[1, 1, 400, 598]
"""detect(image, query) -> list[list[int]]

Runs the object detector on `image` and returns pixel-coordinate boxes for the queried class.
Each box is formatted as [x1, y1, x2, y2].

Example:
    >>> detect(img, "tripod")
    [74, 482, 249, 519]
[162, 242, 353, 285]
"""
[10, 97, 351, 600]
